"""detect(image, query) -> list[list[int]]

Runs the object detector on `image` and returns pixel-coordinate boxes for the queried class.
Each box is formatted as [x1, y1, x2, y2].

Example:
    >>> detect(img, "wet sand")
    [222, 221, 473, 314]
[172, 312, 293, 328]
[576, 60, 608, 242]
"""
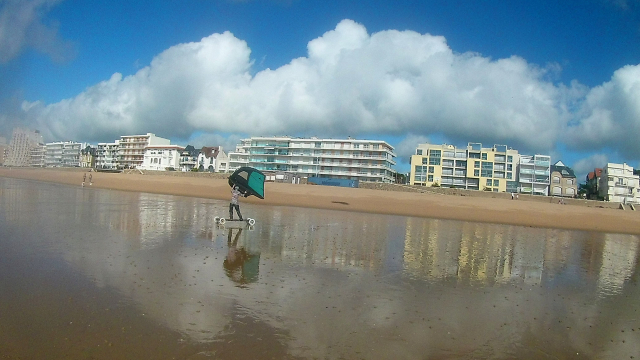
[1, 167, 639, 234]
[1, 177, 639, 359]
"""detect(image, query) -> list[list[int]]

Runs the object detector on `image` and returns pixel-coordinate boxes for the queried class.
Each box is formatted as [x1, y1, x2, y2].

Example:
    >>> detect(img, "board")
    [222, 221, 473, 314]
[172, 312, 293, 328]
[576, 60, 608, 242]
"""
[214, 216, 256, 226]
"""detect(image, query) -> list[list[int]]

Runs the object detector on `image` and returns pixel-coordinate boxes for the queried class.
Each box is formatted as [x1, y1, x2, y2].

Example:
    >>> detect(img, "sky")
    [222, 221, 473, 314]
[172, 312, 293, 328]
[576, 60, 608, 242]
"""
[1, 0, 640, 180]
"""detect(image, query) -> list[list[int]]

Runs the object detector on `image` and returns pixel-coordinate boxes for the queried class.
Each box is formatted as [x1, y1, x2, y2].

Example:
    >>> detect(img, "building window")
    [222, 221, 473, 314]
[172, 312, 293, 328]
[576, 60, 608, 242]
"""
[493, 179, 499, 187]
[567, 179, 573, 185]
[429, 158, 441, 165]
[429, 149, 441, 158]
[507, 155, 513, 163]
[428, 166, 434, 174]
[481, 153, 487, 160]
[417, 149, 422, 155]
[474, 161, 480, 169]
[486, 179, 492, 186]
[474, 169, 479, 177]
[553, 176, 560, 183]
[469, 152, 480, 159]
[507, 172, 512, 179]
[481, 169, 493, 177]
[427, 175, 434, 182]
[422, 157, 429, 165]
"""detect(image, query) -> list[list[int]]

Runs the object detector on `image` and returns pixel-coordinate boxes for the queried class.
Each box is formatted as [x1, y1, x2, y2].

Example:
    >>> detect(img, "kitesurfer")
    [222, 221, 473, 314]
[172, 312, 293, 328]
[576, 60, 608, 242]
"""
[229, 185, 244, 221]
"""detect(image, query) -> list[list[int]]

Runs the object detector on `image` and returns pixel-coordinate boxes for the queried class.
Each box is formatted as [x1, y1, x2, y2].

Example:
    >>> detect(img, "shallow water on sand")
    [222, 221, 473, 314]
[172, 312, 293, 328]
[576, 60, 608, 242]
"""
[1, 178, 640, 359]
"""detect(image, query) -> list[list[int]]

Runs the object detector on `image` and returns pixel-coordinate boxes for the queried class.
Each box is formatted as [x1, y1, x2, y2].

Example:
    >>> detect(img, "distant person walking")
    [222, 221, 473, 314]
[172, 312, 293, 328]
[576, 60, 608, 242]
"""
[89, 173, 93, 185]
[229, 185, 244, 221]
[82, 173, 86, 187]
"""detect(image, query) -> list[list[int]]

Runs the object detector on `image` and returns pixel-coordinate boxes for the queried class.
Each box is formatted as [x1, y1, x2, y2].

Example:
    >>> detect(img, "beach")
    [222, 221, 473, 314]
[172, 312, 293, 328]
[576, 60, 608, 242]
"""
[1, 167, 639, 235]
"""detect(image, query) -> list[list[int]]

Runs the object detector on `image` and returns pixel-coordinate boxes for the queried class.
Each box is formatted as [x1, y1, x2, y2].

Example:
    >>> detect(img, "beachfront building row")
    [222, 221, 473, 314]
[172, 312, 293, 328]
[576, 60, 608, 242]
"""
[227, 136, 397, 183]
[410, 142, 551, 195]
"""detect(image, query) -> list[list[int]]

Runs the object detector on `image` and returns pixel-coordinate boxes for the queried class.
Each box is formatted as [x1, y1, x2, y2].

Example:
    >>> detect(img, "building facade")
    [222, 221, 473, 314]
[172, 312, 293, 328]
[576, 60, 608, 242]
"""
[549, 161, 578, 197]
[139, 145, 184, 171]
[30, 144, 46, 167]
[96, 141, 119, 169]
[80, 146, 96, 168]
[5, 128, 43, 167]
[599, 163, 640, 204]
[118, 133, 170, 169]
[518, 154, 550, 196]
[410, 143, 520, 192]
[227, 136, 396, 183]
[197, 146, 228, 172]
[179, 145, 199, 172]
[44, 141, 84, 167]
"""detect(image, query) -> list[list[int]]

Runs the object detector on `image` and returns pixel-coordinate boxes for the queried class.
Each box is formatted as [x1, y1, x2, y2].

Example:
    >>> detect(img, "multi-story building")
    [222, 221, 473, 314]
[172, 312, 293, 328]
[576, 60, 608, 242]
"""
[599, 163, 640, 204]
[0, 136, 7, 165]
[227, 136, 397, 183]
[518, 154, 550, 196]
[118, 133, 170, 169]
[410, 143, 520, 192]
[5, 128, 43, 167]
[80, 145, 96, 168]
[44, 141, 84, 167]
[179, 145, 199, 172]
[139, 144, 184, 171]
[197, 146, 228, 172]
[30, 144, 46, 167]
[549, 161, 578, 198]
[96, 141, 119, 169]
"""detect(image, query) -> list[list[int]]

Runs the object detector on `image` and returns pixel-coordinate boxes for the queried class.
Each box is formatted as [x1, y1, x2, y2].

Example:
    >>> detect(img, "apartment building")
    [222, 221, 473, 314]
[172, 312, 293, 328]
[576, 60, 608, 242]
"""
[599, 163, 640, 204]
[30, 144, 46, 167]
[118, 133, 170, 169]
[227, 136, 397, 183]
[5, 128, 43, 167]
[549, 161, 578, 197]
[96, 141, 120, 169]
[518, 154, 551, 196]
[410, 143, 520, 192]
[139, 145, 184, 171]
[44, 141, 85, 167]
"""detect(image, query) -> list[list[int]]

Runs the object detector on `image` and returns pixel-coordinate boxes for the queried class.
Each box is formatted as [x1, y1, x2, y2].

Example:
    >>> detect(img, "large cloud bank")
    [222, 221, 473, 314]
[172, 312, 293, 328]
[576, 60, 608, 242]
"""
[20, 19, 640, 162]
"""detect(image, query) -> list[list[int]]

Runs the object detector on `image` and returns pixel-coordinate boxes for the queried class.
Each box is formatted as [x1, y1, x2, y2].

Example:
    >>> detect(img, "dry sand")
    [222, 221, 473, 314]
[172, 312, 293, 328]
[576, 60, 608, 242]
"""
[1, 167, 639, 235]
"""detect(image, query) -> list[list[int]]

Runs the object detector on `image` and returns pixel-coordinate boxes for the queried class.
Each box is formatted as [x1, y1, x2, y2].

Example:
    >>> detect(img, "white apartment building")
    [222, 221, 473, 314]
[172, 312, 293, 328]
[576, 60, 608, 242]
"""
[518, 154, 551, 196]
[30, 144, 46, 167]
[139, 145, 184, 171]
[96, 141, 119, 169]
[5, 128, 43, 167]
[227, 136, 397, 183]
[44, 141, 85, 167]
[599, 163, 640, 204]
[410, 143, 520, 192]
[118, 133, 170, 169]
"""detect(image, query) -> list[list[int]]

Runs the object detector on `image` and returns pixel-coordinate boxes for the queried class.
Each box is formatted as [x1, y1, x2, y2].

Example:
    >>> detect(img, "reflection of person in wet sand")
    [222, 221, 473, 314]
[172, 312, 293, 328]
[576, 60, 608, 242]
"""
[223, 228, 260, 285]
[89, 173, 92, 185]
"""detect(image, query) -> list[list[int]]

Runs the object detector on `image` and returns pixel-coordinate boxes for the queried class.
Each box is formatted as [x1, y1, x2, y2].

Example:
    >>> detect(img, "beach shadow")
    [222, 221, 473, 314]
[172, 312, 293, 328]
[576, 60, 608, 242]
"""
[331, 201, 349, 205]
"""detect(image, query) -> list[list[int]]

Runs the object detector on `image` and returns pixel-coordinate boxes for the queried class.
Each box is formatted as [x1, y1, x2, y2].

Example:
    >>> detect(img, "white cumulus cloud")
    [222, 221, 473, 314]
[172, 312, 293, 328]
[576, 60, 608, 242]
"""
[17, 18, 640, 172]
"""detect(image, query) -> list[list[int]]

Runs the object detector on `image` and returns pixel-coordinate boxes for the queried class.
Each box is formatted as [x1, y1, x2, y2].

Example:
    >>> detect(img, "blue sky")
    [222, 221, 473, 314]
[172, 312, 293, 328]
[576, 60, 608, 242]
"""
[1, 0, 640, 180]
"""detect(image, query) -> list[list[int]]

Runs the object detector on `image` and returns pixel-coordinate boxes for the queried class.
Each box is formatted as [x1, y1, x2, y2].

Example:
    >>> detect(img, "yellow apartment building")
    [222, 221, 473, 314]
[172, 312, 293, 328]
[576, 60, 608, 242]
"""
[410, 142, 520, 193]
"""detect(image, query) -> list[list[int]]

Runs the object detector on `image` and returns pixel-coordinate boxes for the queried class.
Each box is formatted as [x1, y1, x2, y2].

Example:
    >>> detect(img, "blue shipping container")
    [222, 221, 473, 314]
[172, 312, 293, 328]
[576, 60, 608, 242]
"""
[307, 177, 359, 188]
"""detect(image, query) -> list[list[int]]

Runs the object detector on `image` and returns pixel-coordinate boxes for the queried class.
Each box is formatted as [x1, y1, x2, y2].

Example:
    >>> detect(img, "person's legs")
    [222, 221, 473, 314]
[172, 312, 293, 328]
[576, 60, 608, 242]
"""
[233, 204, 243, 221]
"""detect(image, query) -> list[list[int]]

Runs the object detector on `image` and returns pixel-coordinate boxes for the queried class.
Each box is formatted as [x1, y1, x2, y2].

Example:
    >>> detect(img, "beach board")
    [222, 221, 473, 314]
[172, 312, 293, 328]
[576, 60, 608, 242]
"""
[214, 217, 256, 226]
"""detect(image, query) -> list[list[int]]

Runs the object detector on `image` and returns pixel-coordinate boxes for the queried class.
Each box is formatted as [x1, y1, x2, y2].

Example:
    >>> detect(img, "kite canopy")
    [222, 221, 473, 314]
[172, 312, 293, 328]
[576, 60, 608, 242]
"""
[228, 167, 265, 199]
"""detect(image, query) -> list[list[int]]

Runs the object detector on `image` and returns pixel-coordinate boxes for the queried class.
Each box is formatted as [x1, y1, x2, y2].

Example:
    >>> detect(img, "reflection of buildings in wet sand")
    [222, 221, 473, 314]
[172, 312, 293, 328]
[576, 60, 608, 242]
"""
[261, 207, 390, 270]
[597, 233, 640, 297]
[403, 218, 550, 285]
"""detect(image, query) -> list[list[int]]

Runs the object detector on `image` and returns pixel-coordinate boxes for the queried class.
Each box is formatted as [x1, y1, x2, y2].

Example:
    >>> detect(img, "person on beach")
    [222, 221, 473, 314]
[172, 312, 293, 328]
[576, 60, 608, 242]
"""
[82, 173, 86, 187]
[89, 173, 92, 185]
[229, 185, 245, 221]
